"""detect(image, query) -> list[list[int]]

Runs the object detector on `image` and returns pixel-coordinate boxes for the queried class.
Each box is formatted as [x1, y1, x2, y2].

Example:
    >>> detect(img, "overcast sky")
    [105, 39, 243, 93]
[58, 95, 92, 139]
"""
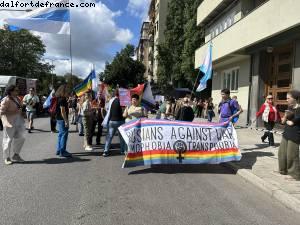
[0, 0, 150, 77]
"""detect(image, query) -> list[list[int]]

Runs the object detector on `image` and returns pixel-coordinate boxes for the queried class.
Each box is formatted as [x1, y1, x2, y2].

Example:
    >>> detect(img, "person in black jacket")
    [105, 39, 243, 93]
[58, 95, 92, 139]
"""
[103, 90, 126, 157]
[278, 90, 300, 179]
[175, 97, 194, 122]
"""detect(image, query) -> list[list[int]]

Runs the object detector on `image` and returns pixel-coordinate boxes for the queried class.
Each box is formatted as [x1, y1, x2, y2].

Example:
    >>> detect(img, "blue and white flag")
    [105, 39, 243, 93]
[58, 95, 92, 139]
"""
[196, 43, 212, 92]
[43, 89, 55, 109]
[4, 0, 70, 34]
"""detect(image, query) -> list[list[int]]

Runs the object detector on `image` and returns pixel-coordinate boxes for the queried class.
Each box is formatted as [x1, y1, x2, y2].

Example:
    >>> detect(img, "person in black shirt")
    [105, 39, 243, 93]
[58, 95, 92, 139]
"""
[55, 85, 72, 158]
[103, 90, 126, 157]
[175, 97, 194, 122]
[278, 90, 300, 179]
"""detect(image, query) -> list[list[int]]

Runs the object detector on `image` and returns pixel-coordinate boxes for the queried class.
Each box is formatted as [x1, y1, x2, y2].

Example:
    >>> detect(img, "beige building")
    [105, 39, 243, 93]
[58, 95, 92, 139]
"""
[136, 22, 151, 82]
[195, 0, 300, 126]
[148, 0, 170, 83]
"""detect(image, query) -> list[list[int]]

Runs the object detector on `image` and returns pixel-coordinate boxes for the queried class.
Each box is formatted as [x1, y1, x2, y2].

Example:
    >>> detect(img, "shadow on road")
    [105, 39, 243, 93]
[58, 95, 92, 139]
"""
[242, 144, 280, 151]
[20, 157, 91, 164]
[230, 151, 275, 170]
[128, 164, 237, 175]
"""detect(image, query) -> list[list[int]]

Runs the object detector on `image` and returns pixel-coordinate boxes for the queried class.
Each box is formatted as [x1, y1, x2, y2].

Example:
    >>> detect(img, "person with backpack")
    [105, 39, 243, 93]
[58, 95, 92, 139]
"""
[218, 88, 242, 123]
[256, 95, 281, 146]
[55, 85, 72, 158]
[175, 97, 194, 122]
[0, 85, 26, 165]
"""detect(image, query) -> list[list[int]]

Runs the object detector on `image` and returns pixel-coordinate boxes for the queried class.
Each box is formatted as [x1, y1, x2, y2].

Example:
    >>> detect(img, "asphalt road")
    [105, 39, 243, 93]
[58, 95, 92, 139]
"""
[0, 117, 299, 225]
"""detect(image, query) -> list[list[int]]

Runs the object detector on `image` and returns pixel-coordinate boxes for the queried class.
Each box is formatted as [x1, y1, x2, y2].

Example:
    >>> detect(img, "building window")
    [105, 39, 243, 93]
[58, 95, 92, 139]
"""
[222, 68, 239, 91]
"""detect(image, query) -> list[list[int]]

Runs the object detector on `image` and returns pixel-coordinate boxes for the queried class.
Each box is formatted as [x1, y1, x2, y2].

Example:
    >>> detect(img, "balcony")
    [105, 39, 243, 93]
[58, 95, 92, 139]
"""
[195, 0, 300, 68]
[197, 0, 235, 26]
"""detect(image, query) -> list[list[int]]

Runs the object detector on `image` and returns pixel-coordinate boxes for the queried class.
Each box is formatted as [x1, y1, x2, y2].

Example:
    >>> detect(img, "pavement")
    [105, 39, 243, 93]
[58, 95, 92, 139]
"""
[0, 117, 300, 224]
[194, 117, 300, 213]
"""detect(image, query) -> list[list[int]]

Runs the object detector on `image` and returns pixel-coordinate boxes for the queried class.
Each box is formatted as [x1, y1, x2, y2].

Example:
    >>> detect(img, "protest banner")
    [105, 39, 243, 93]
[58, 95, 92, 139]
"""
[118, 119, 241, 168]
[119, 88, 131, 107]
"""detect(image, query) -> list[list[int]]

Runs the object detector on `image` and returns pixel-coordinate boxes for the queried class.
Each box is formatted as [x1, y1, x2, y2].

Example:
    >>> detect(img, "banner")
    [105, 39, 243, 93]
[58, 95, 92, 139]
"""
[119, 88, 131, 107]
[119, 119, 241, 168]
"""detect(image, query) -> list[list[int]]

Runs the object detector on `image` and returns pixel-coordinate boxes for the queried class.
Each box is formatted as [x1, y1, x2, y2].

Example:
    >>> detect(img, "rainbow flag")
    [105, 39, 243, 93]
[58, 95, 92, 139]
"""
[118, 119, 241, 168]
[74, 70, 96, 96]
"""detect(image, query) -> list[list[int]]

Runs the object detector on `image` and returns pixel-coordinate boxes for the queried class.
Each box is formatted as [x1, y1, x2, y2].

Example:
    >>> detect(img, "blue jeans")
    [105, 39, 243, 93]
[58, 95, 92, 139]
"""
[56, 120, 69, 154]
[77, 115, 84, 135]
[207, 110, 214, 122]
[104, 121, 126, 154]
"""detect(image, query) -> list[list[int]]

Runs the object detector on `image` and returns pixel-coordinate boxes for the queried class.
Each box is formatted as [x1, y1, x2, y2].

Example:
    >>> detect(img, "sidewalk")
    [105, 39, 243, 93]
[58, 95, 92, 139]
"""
[193, 117, 300, 212]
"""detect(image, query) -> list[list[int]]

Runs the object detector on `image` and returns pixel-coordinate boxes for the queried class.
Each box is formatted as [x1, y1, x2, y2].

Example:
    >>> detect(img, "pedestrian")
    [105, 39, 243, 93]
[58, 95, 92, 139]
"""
[278, 90, 300, 179]
[196, 99, 204, 118]
[23, 88, 39, 133]
[49, 92, 57, 133]
[82, 92, 94, 151]
[256, 95, 281, 146]
[69, 92, 78, 125]
[102, 90, 126, 157]
[175, 97, 194, 122]
[0, 85, 26, 165]
[55, 85, 72, 157]
[123, 94, 147, 122]
[218, 88, 242, 123]
[95, 97, 106, 145]
[77, 96, 84, 136]
[206, 97, 215, 122]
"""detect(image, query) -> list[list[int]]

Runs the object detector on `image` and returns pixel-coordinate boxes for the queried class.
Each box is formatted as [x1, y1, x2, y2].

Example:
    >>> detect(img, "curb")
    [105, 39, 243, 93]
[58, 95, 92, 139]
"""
[224, 162, 300, 213]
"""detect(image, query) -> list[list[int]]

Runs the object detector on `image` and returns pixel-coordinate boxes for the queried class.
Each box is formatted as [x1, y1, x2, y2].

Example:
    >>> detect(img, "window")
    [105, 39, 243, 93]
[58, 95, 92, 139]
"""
[222, 68, 239, 91]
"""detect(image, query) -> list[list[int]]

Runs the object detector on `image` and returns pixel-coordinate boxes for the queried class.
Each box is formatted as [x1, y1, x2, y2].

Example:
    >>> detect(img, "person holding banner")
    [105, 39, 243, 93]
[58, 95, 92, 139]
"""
[218, 89, 242, 123]
[123, 94, 147, 123]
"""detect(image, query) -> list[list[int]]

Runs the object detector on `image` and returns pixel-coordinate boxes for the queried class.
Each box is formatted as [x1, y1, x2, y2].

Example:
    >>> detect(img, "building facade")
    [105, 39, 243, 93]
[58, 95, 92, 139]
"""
[195, 0, 300, 126]
[147, 0, 170, 83]
[136, 22, 151, 82]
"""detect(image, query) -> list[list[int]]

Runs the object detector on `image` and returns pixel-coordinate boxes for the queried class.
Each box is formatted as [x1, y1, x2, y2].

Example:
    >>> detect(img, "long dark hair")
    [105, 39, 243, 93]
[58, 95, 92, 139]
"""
[5, 85, 17, 96]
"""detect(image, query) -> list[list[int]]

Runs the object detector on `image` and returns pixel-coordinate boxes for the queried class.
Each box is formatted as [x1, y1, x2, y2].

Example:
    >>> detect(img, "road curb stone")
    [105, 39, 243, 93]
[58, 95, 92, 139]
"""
[224, 162, 300, 213]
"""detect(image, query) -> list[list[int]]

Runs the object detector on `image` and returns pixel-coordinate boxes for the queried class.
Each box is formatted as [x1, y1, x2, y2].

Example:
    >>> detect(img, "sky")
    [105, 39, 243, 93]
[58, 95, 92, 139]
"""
[0, 0, 151, 77]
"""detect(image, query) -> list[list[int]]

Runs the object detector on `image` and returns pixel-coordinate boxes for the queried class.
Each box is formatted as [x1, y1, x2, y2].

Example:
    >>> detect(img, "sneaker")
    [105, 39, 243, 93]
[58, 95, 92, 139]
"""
[102, 152, 109, 157]
[261, 137, 266, 143]
[12, 154, 25, 162]
[60, 151, 72, 158]
[79, 133, 84, 136]
[4, 158, 13, 165]
[28, 129, 32, 133]
[85, 146, 93, 151]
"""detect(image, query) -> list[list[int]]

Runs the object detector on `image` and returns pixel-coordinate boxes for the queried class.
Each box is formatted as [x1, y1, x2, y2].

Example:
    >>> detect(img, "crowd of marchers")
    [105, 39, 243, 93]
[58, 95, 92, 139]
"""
[0, 85, 299, 180]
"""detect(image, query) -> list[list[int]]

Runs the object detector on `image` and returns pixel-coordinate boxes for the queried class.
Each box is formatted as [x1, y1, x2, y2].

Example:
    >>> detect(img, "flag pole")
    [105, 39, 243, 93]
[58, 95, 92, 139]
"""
[191, 70, 202, 98]
[69, 7, 73, 88]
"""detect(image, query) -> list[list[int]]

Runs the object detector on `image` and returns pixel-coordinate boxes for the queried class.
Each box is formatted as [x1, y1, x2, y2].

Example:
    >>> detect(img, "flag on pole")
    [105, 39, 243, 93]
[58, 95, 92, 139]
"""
[4, 0, 70, 35]
[43, 89, 55, 109]
[74, 69, 96, 97]
[196, 43, 212, 92]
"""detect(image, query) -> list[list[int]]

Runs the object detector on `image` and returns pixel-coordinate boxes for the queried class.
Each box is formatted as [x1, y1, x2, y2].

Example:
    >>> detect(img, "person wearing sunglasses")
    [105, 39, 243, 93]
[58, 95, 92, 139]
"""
[0, 85, 26, 165]
[256, 95, 281, 146]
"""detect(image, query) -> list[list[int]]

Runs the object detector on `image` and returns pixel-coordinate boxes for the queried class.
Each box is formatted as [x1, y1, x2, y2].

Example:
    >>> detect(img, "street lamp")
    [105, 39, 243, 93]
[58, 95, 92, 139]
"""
[43, 57, 70, 89]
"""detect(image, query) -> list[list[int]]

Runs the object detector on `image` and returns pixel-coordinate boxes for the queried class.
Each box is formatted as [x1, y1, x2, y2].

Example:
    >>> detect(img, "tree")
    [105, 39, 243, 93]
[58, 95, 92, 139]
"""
[157, 0, 204, 92]
[100, 44, 145, 88]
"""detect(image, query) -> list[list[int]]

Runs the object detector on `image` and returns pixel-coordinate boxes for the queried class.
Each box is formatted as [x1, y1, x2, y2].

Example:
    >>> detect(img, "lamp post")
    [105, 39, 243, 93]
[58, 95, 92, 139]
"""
[43, 57, 70, 89]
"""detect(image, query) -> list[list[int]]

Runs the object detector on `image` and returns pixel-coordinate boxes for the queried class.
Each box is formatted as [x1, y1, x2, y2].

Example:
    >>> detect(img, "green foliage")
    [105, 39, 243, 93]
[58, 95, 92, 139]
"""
[0, 28, 82, 95]
[157, 0, 204, 92]
[100, 44, 146, 88]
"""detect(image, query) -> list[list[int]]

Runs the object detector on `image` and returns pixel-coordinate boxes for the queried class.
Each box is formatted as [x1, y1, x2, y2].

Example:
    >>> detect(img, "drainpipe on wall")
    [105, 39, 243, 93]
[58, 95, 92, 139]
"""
[247, 54, 254, 126]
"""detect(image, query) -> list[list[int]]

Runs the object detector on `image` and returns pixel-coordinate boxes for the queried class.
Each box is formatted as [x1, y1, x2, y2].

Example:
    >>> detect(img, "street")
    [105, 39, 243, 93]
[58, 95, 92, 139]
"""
[0, 117, 300, 225]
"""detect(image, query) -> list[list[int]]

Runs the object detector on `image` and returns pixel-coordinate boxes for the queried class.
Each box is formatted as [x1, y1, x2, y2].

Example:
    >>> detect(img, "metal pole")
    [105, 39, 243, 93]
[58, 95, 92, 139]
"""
[69, 12, 73, 88]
